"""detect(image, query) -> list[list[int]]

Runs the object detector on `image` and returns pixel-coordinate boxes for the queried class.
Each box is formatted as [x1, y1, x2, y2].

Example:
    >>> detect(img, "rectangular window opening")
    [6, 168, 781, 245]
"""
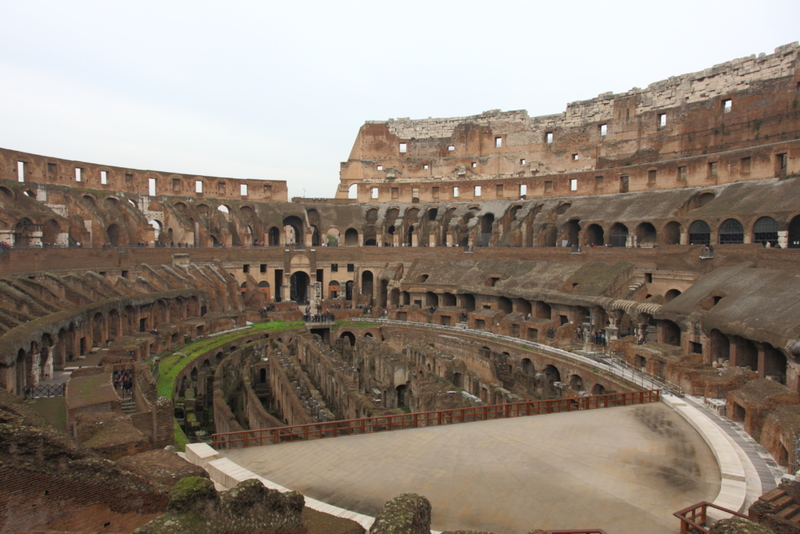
[708, 162, 718, 178]
[125, 173, 134, 184]
[447, 145, 455, 151]
[453, 186, 460, 198]
[432, 186, 439, 200]
[619, 175, 629, 193]
[495, 137, 503, 148]
[47, 163, 56, 175]
[391, 187, 399, 199]
[240, 183, 248, 196]
[740, 158, 751, 174]
[399, 142, 407, 153]
[658, 113, 667, 128]
[544, 181, 553, 192]
[474, 185, 482, 197]
[260, 264, 267, 273]
[148, 178, 157, 196]
[496, 184, 503, 197]
[377, 165, 383, 171]
[195, 180, 203, 193]
[17, 161, 25, 183]
[75, 168, 82, 182]
[347, 264, 355, 272]
[600, 123, 608, 136]
[263, 184, 272, 198]
[648, 169, 657, 185]
[572, 153, 579, 161]
[777, 153, 788, 175]
[520, 158, 526, 165]
[678, 166, 687, 181]
[243, 264, 249, 273]
[423, 163, 429, 169]
[331, 263, 338, 272]
[723, 99, 732, 113]
[545, 132, 554, 144]
[519, 184, 527, 198]
[570, 178, 578, 191]
[100, 170, 108, 185]
[371, 187, 379, 199]
[471, 162, 477, 168]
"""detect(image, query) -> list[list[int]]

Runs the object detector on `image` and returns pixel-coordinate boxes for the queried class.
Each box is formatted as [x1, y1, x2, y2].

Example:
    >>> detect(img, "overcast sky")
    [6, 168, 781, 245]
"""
[0, 1, 797, 199]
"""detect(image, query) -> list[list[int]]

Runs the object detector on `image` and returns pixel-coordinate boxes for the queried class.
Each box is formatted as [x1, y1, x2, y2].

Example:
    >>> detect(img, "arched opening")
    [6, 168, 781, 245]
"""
[441, 292, 456, 306]
[688, 220, 711, 245]
[14, 218, 40, 246]
[459, 294, 476, 312]
[763, 343, 787, 384]
[753, 216, 778, 247]
[542, 365, 561, 397]
[345, 228, 359, 246]
[290, 271, 310, 303]
[635, 222, 657, 246]
[592, 384, 606, 395]
[107, 223, 122, 246]
[498, 297, 512, 314]
[282, 216, 303, 246]
[42, 219, 61, 246]
[521, 358, 534, 375]
[541, 224, 557, 247]
[569, 375, 584, 392]
[660, 320, 681, 346]
[268, 227, 280, 246]
[609, 223, 628, 248]
[565, 219, 581, 246]
[425, 292, 438, 307]
[348, 184, 358, 199]
[718, 218, 744, 244]
[664, 289, 682, 302]
[477, 213, 494, 247]
[361, 271, 374, 297]
[340, 332, 356, 346]
[532, 301, 551, 319]
[345, 281, 354, 301]
[328, 280, 340, 300]
[709, 329, 730, 364]
[149, 220, 162, 242]
[585, 224, 604, 246]
[396, 384, 408, 407]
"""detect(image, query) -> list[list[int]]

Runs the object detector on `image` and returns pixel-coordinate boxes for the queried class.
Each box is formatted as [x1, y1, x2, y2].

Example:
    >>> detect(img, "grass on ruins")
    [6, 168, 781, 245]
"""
[155, 320, 303, 450]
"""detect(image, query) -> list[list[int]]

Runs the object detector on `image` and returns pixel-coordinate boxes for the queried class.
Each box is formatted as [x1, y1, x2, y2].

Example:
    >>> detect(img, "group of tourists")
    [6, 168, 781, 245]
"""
[113, 369, 134, 395]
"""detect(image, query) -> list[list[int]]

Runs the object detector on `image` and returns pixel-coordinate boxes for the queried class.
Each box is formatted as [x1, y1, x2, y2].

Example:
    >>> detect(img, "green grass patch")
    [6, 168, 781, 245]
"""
[155, 321, 303, 398]
[173, 419, 189, 452]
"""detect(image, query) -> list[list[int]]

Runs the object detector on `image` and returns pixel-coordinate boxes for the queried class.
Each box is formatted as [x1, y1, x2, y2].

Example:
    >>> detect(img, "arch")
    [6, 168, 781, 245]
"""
[564, 219, 581, 246]
[662, 221, 681, 245]
[340, 331, 356, 346]
[542, 365, 561, 396]
[107, 223, 123, 246]
[459, 294, 476, 312]
[569, 374, 584, 392]
[752, 216, 778, 246]
[532, 301, 551, 319]
[585, 224, 604, 246]
[498, 297, 512, 314]
[635, 222, 657, 246]
[521, 358, 535, 375]
[688, 191, 716, 210]
[688, 220, 711, 245]
[609, 223, 628, 248]
[592, 383, 606, 395]
[268, 226, 280, 246]
[718, 218, 744, 244]
[149, 220, 163, 241]
[0, 185, 14, 199]
[42, 219, 61, 246]
[664, 289, 682, 302]
[541, 224, 557, 247]
[282, 216, 303, 245]
[348, 184, 358, 199]
[660, 319, 681, 346]
[425, 291, 438, 307]
[14, 218, 39, 246]
[361, 270, 374, 297]
[290, 271, 311, 303]
[344, 228, 359, 246]
[709, 329, 730, 364]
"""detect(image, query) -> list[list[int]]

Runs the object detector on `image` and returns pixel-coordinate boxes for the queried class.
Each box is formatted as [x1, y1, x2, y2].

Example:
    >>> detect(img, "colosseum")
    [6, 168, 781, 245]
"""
[2, 42, 800, 534]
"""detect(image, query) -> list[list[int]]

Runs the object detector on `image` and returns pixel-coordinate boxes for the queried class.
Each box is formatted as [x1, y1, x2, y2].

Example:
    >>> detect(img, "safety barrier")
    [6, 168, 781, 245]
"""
[212, 389, 660, 450]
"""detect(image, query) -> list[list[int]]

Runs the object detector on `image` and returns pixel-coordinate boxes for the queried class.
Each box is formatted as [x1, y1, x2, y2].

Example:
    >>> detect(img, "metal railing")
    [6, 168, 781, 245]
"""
[673, 501, 747, 533]
[212, 389, 660, 450]
[23, 383, 66, 399]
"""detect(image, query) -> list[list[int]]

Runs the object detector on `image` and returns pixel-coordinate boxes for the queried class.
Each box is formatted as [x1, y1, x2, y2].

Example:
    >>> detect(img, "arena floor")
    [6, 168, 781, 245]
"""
[223, 402, 721, 533]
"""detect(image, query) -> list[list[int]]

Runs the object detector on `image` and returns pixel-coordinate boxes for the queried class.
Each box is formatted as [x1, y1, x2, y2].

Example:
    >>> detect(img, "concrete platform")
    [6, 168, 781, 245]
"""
[223, 402, 721, 533]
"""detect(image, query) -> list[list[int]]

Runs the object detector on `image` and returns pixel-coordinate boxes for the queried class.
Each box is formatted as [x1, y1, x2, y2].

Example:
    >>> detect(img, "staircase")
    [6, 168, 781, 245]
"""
[121, 399, 137, 415]
[751, 486, 800, 523]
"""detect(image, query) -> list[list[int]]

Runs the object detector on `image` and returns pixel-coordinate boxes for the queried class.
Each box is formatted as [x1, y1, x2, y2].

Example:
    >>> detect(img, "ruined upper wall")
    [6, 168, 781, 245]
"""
[0, 147, 288, 203]
[338, 42, 800, 199]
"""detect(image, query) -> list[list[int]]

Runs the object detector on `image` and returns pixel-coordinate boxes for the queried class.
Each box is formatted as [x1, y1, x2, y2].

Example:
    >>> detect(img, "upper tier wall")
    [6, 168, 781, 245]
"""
[0, 148, 288, 203]
[337, 42, 800, 199]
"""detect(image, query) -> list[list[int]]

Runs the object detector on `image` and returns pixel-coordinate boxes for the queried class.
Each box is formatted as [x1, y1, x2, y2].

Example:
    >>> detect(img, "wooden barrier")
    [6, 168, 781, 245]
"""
[212, 389, 660, 450]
